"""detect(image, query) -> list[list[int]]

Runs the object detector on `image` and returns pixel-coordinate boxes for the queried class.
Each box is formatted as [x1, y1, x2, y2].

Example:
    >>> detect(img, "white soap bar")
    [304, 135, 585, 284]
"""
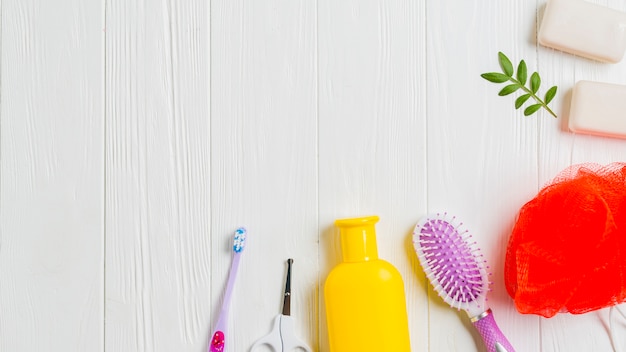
[569, 81, 626, 139]
[538, 0, 626, 63]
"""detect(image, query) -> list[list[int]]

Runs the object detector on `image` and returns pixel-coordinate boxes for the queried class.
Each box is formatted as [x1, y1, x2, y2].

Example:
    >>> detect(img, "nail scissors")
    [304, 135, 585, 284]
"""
[250, 259, 312, 352]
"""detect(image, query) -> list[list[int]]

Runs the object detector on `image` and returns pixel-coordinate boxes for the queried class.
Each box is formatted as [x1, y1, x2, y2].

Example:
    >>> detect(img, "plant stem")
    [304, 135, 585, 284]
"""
[508, 77, 557, 118]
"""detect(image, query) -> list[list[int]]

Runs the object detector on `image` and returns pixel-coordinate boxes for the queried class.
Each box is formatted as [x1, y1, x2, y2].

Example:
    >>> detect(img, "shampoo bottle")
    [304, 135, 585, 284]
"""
[324, 215, 411, 352]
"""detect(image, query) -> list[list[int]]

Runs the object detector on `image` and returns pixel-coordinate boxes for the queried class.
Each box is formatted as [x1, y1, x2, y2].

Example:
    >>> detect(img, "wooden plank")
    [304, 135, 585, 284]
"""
[426, 0, 540, 351]
[210, 0, 318, 350]
[318, 0, 427, 350]
[0, 0, 104, 350]
[104, 1, 210, 351]
[536, 0, 626, 350]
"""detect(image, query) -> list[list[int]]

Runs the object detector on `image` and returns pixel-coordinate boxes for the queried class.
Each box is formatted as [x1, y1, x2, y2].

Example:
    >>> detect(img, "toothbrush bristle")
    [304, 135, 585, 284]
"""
[413, 213, 489, 310]
[233, 227, 247, 253]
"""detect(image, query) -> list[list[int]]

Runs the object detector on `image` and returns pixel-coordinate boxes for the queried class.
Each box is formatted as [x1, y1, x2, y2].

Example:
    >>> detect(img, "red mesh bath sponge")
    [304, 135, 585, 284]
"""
[505, 163, 626, 318]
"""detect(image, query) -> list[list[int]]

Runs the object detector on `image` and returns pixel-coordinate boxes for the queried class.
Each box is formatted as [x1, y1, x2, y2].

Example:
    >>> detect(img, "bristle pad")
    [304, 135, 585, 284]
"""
[417, 218, 484, 304]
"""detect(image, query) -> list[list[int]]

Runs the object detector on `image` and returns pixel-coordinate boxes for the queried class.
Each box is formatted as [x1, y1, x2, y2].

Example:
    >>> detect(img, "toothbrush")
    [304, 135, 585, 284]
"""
[412, 213, 515, 352]
[209, 227, 247, 352]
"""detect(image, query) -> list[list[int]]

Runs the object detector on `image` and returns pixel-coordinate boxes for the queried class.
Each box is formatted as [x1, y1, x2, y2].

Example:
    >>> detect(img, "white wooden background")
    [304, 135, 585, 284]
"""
[2, 0, 626, 351]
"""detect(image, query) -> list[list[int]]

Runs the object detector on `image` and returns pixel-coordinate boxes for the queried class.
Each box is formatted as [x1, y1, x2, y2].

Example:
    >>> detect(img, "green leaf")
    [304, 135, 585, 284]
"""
[530, 72, 541, 93]
[498, 84, 521, 96]
[545, 86, 557, 104]
[524, 103, 543, 116]
[515, 93, 531, 109]
[481, 72, 510, 83]
[517, 60, 527, 85]
[498, 52, 514, 77]
[481, 51, 558, 118]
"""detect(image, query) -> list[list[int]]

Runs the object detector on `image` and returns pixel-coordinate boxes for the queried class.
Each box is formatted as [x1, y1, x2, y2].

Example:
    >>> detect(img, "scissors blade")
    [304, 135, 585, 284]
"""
[282, 259, 293, 316]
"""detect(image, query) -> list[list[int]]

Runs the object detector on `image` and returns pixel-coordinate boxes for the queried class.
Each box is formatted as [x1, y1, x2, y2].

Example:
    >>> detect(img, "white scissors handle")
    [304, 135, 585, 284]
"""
[250, 315, 282, 351]
[279, 315, 312, 352]
[250, 315, 312, 352]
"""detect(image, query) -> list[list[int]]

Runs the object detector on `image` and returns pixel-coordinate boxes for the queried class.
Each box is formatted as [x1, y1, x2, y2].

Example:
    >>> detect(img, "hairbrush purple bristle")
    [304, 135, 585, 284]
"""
[413, 213, 489, 312]
[413, 212, 515, 352]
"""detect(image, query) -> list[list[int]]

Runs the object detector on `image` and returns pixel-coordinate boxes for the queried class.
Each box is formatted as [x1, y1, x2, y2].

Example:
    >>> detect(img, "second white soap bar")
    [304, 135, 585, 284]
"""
[569, 81, 626, 139]
[539, 0, 626, 63]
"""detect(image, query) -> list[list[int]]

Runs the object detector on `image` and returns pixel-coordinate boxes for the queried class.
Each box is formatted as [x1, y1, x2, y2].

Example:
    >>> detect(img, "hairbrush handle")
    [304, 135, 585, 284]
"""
[471, 309, 515, 352]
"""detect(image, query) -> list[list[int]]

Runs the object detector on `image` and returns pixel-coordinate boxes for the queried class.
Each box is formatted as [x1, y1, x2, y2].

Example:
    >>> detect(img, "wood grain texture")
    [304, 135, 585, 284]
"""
[426, 1, 541, 351]
[0, 0, 104, 350]
[211, 0, 318, 350]
[318, 0, 428, 350]
[536, 0, 626, 350]
[104, 0, 210, 351]
[2, 0, 626, 351]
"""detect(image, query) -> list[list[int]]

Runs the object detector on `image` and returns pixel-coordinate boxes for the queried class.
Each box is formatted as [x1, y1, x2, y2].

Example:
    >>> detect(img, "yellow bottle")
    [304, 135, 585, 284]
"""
[324, 215, 411, 352]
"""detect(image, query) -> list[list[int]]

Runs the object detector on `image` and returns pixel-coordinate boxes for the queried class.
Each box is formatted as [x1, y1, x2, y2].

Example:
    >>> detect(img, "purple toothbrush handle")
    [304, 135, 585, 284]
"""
[471, 309, 515, 352]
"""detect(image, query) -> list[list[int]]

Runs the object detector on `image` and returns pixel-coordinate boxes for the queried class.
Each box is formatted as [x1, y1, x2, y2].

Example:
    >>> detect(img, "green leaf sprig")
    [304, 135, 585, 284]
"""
[481, 52, 557, 118]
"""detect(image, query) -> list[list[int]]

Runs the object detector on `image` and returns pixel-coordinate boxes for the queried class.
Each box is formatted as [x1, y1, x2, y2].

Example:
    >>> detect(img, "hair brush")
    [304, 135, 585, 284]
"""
[412, 212, 515, 352]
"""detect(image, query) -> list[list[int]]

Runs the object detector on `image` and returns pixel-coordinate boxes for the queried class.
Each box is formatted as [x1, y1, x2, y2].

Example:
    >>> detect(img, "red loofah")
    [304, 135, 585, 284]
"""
[505, 163, 626, 318]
